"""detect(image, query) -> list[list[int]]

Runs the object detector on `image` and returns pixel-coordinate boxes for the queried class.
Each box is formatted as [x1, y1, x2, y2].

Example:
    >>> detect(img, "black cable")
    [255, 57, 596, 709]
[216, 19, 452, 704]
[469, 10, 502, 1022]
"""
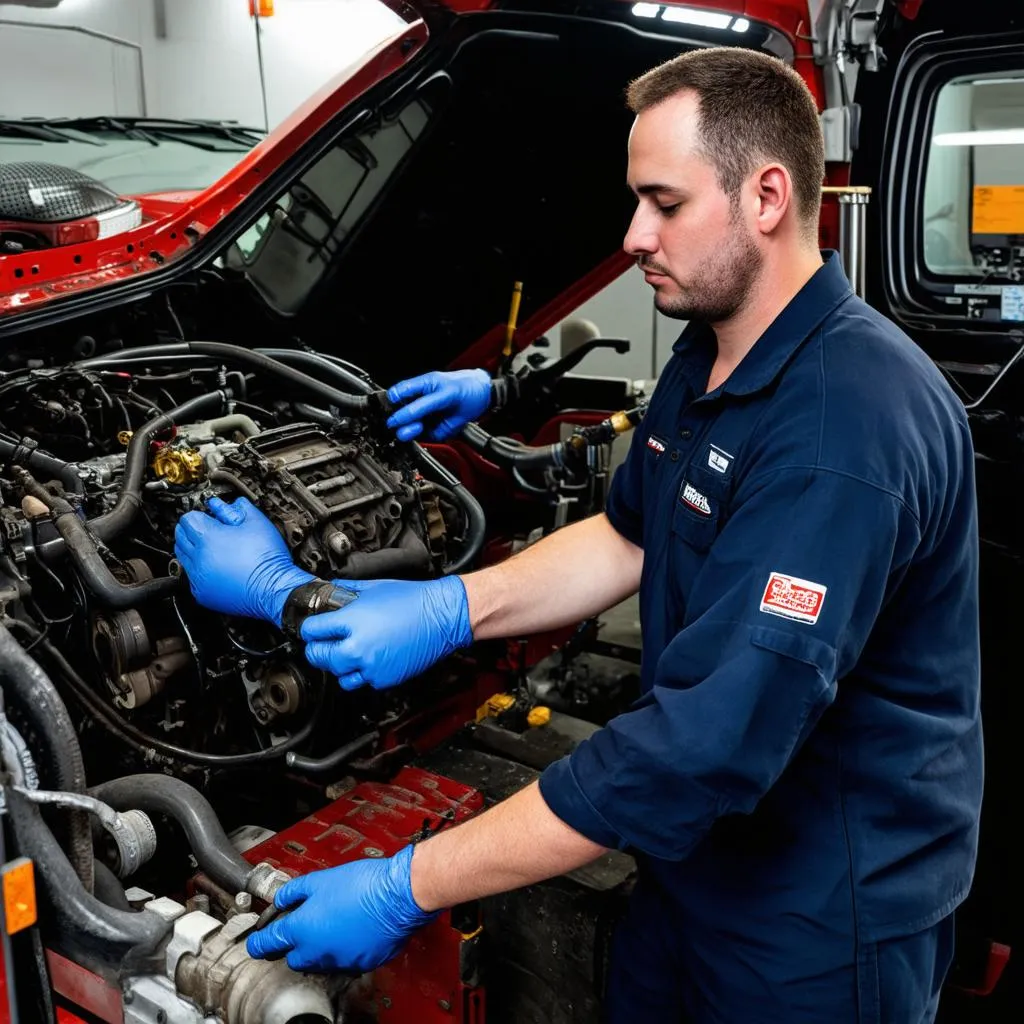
[32, 631, 320, 770]
[76, 341, 382, 415]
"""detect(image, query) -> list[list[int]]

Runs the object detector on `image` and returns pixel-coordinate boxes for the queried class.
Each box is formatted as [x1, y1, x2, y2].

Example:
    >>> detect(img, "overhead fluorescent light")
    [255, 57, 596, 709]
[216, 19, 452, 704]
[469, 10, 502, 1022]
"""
[933, 129, 1024, 146]
[970, 77, 1024, 86]
[631, 3, 661, 17]
[731, 17, 750, 32]
[661, 6, 733, 29]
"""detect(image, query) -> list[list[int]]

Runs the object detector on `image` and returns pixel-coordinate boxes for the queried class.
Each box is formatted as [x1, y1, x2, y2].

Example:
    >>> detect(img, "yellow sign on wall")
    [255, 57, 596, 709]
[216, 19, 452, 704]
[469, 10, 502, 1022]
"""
[972, 185, 1024, 235]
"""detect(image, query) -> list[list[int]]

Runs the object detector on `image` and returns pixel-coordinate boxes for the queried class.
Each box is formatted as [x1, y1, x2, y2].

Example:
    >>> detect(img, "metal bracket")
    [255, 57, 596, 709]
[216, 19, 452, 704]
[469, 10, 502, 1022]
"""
[164, 910, 221, 982]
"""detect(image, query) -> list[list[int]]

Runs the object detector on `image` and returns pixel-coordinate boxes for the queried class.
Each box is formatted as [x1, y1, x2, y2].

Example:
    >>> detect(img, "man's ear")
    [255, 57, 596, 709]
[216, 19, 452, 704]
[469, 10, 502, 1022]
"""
[752, 163, 793, 236]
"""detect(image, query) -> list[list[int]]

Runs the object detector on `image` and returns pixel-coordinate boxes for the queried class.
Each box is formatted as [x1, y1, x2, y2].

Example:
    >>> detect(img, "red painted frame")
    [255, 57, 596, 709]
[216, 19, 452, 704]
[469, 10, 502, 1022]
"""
[0, 19, 428, 317]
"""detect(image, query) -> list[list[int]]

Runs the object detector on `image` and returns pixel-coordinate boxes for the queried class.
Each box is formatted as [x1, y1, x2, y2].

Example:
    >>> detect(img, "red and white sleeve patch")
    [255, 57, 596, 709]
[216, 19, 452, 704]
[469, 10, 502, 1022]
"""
[759, 572, 827, 624]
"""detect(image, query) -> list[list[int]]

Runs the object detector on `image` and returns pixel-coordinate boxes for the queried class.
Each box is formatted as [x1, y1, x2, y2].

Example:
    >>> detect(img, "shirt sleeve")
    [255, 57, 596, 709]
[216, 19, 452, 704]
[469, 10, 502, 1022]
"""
[539, 464, 922, 858]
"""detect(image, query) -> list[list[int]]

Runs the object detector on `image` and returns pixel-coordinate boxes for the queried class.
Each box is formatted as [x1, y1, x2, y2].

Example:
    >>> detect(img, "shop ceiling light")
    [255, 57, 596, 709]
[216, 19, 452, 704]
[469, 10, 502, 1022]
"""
[661, 6, 733, 29]
[933, 129, 1024, 146]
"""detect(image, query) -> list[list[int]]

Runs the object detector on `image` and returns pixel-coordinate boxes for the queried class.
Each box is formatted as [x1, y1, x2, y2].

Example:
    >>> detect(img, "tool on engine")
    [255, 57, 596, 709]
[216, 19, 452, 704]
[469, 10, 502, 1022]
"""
[567, 399, 648, 455]
[501, 280, 524, 366]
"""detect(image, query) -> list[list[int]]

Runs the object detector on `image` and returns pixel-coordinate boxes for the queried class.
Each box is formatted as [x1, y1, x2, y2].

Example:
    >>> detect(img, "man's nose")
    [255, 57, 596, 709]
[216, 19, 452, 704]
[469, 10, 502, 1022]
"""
[623, 207, 657, 257]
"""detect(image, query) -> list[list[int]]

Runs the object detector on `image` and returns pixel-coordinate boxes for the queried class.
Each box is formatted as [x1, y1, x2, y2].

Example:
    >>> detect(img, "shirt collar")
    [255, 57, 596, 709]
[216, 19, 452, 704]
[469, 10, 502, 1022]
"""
[671, 250, 853, 398]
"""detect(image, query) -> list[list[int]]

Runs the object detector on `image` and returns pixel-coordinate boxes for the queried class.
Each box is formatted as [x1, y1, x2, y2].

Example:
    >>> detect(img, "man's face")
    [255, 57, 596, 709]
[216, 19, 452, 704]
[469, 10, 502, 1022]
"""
[623, 91, 763, 323]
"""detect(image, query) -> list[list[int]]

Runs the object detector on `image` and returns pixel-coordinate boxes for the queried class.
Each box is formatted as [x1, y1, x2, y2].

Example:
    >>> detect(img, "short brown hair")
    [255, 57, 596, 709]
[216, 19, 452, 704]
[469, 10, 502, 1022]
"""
[626, 48, 824, 231]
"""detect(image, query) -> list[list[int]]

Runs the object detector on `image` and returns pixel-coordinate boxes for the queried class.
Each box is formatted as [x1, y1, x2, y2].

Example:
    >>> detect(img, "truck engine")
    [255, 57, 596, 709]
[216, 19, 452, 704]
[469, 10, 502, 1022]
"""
[0, 330, 638, 1024]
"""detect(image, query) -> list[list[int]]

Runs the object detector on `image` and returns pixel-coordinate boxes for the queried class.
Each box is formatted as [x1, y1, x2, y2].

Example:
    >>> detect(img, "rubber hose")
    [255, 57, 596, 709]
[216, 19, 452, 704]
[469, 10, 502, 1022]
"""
[89, 390, 226, 543]
[412, 444, 486, 575]
[77, 342, 378, 415]
[15, 467, 178, 609]
[0, 624, 94, 893]
[92, 860, 131, 912]
[5, 788, 168, 973]
[342, 527, 430, 579]
[0, 433, 84, 495]
[88, 775, 253, 895]
[460, 422, 568, 470]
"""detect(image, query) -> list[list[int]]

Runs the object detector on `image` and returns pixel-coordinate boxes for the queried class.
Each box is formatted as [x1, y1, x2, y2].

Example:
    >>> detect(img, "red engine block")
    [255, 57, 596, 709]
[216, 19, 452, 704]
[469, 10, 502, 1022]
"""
[243, 766, 487, 1023]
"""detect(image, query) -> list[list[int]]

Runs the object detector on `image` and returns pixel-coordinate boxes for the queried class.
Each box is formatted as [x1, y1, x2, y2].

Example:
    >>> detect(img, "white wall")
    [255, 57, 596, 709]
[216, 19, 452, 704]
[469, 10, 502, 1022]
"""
[0, 0, 150, 116]
[0, 0, 405, 127]
[971, 80, 1024, 188]
[550, 266, 682, 380]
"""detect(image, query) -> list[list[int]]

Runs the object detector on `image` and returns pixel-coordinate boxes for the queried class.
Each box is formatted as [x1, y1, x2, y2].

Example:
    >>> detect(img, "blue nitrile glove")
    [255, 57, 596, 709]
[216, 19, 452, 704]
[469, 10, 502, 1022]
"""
[245, 844, 437, 972]
[174, 496, 315, 626]
[301, 575, 472, 690]
[386, 368, 492, 442]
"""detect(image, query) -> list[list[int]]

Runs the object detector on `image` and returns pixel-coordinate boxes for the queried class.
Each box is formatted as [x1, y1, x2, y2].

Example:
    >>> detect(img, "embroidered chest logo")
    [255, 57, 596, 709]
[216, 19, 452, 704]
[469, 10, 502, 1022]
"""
[707, 444, 732, 474]
[759, 572, 827, 624]
[646, 434, 667, 455]
[680, 482, 712, 516]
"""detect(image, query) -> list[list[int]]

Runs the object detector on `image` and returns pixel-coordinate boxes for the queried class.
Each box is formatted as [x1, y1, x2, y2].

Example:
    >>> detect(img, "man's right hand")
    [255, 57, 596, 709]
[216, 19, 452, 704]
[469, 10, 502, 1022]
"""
[174, 496, 315, 626]
[386, 369, 492, 441]
[301, 576, 473, 690]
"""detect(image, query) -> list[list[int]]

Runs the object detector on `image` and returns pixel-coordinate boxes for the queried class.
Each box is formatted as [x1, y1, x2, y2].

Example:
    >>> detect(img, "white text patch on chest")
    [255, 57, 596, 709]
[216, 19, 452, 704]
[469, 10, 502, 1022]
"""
[759, 572, 827, 624]
[708, 445, 732, 473]
[647, 434, 667, 454]
[680, 482, 712, 516]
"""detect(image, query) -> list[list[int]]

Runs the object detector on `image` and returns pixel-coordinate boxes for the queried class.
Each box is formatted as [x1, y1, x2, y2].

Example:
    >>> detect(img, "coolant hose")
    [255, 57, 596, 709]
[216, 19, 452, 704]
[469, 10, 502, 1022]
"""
[0, 623, 94, 893]
[414, 444, 486, 575]
[15, 467, 179, 608]
[0, 433, 84, 495]
[5, 788, 168, 970]
[92, 860, 131, 912]
[89, 774, 253, 896]
[460, 421, 569, 470]
[89, 390, 227, 543]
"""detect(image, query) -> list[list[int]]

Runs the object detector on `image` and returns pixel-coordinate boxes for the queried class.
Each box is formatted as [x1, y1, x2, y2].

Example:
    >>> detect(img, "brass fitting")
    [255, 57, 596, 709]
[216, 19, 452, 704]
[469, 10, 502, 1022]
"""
[152, 446, 204, 486]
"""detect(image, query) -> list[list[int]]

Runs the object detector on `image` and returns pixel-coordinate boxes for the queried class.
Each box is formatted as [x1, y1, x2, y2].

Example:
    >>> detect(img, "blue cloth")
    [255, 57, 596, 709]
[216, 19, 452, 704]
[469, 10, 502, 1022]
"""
[603, 873, 955, 1023]
[540, 253, 982, 1011]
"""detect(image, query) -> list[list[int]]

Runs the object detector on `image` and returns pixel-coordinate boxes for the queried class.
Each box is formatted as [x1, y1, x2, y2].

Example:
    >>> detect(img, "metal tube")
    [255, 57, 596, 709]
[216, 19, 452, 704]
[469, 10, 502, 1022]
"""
[824, 186, 872, 299]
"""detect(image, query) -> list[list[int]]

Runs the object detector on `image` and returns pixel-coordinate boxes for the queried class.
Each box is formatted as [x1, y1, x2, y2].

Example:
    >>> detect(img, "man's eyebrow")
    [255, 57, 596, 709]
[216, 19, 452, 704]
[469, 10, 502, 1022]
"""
[632, 183, 685, 197]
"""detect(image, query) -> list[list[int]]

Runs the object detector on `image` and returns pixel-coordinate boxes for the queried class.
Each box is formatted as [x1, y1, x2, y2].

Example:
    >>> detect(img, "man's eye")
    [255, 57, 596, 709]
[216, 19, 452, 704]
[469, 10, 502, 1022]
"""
[658, 203, 681, 216]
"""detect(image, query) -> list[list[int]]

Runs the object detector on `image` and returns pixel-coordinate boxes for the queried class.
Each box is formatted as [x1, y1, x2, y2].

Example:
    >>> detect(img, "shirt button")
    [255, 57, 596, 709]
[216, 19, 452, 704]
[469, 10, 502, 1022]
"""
[670, 451, 680, 462]
[679, 428, 693, 440]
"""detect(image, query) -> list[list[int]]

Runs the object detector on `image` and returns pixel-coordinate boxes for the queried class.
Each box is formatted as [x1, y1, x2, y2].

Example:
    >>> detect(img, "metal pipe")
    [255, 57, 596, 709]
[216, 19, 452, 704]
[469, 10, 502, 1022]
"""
[0, 18, 146, 115]
[824, 186, 872, 299]
[285, 729, 380, 773]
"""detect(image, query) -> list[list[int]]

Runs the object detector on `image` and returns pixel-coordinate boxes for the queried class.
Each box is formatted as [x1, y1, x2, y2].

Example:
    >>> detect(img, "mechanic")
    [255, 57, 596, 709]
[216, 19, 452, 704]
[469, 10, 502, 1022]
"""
[174, 47, 983, 1023]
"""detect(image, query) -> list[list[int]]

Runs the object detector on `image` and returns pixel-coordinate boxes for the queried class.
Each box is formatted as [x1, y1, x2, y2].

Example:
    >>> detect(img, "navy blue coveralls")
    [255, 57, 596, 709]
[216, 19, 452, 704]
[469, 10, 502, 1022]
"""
[539, 253, 983, 1023]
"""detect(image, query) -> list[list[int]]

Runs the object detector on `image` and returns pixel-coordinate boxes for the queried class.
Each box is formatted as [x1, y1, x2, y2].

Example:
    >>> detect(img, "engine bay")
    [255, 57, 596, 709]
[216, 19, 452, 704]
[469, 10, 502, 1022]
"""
[0, 341, 485, 771]
[0, 324, 641, 1024]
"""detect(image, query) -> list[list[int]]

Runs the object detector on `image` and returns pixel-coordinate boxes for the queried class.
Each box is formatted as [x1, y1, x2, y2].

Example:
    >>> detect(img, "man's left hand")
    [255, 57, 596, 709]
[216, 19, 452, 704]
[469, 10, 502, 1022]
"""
[245, 845, 437, 972]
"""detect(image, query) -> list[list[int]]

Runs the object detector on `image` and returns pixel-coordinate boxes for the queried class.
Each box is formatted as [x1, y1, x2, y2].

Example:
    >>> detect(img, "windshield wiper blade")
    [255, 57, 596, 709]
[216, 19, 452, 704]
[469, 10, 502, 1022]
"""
[48, 116, 264, 147]
[46, 116, 162, 145]
[0, 120, 72, 143]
